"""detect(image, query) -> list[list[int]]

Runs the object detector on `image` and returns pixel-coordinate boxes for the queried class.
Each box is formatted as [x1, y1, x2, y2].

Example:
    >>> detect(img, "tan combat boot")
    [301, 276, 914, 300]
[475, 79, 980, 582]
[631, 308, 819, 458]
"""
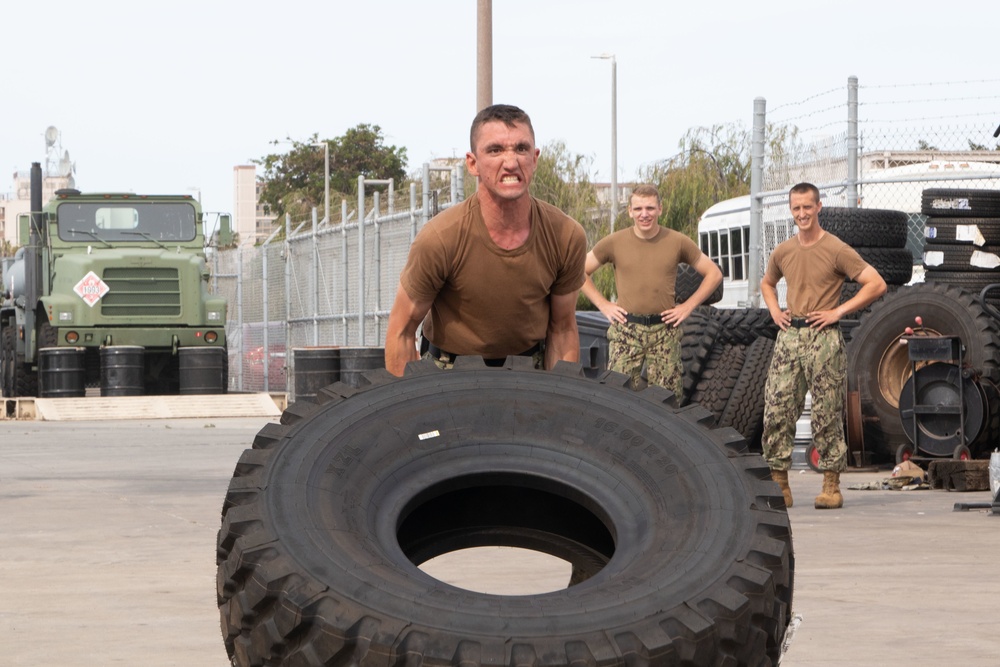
[814, 470, 844, 509]
[771, 469, 793, 508]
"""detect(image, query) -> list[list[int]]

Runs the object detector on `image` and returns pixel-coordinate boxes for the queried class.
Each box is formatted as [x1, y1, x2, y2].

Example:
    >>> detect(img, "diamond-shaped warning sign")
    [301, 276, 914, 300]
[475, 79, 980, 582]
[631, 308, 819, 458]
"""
[73, 271, 110, 307]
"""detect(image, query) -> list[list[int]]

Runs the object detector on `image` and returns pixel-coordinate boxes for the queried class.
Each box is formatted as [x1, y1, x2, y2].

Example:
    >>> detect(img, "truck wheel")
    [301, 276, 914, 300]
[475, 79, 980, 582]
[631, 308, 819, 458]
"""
[718, 336, 775, 451]
[1, 325, 13, 398]
[217, 359, 793, 667]
[676, 261, 723, 306]
[847, 283, 1000, 461]
[818, 207, 909, 248]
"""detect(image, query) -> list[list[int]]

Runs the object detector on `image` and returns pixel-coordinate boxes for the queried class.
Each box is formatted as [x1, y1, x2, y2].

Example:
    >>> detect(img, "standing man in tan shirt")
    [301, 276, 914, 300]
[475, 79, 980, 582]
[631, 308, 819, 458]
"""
[581, 184, 722, 396]
[761, 182, 886, 510]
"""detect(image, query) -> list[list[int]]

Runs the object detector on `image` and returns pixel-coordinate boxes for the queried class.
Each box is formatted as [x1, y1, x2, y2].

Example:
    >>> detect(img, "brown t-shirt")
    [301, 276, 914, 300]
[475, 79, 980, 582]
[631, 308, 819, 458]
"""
[765, 231, 870, 316]
[591, 226, 702, 313]
[400, 195, 587, 357]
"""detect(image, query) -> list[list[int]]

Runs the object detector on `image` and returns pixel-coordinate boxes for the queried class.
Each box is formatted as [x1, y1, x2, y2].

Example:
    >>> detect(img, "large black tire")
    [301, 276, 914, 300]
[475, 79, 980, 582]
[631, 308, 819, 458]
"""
[217, 359, 794, 667]
[923, 243, 1000, 273]
[711, 308, 779, 346]
[819, 207, 909, 248]
[846, 282, 1000, 460]
[676, 262, 723, 306]
[923, 271, 1000, 308]
[679, 307, 723, 404]
[925, 217, 1000, 245]
[689, 342, 748, 420]
[719, 337, 775, 452]
[1, 324, 13, 398]
[854, 247, 913, 285]
[922, 189, 1000, 218]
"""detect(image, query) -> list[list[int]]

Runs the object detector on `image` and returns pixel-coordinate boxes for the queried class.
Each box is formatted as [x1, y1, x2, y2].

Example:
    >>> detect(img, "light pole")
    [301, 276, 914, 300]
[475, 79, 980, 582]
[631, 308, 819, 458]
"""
[313, 142, 330, 225]
[592, 53, 617, 233]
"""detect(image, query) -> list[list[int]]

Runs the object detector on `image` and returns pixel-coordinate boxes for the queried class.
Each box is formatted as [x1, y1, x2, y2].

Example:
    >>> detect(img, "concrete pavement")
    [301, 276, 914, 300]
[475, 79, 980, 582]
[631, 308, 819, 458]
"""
[1, 417, 998, 666]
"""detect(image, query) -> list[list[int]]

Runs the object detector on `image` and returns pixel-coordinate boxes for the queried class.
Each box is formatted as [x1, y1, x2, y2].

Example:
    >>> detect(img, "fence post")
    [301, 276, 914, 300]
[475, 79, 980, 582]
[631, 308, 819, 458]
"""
[457, 165, 465, 201]
[236, 244, 244, 392]
[374, 190, 382, 334]
[450, 166, 458, 204]
[410, 182, 418, 243]
[422, 163, 430, 228]
[312, 207, 319, 346]
[341, 199, 349, 344]
[358, 175, 366, 345]
[285, 213, 292, 395]
[748, 96, 767, 309]
[262, 240, 269, 392]
[847, 75, 859, 208]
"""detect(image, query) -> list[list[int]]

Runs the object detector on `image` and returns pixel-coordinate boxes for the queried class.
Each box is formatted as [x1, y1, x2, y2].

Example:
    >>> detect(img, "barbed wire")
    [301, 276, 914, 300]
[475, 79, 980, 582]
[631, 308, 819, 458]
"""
[768, 86, 843, 114]
[861, 79, 1000, 89]
[861, 94, 1000, 106]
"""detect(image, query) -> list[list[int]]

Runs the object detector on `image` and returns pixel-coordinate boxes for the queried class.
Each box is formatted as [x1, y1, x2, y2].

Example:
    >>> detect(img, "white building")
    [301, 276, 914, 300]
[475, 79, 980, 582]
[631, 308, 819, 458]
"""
[233, 165, 277, 244]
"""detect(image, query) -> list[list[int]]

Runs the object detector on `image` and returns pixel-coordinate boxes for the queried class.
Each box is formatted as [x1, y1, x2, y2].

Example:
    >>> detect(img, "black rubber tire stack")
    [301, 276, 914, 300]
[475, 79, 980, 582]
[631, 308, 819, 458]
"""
[819, 207, 913, 344]
[920, 188, 1000, 307]
[217, 359, 794, 667]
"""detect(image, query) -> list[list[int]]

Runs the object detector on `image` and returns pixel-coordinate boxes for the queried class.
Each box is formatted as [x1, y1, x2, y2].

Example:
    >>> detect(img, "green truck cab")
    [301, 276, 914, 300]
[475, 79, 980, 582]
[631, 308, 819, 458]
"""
[1, 164, 229, 397]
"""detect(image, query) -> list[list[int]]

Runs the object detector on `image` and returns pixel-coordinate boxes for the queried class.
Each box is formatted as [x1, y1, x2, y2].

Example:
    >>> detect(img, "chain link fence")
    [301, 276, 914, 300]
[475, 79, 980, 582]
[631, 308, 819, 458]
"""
[213, 165, 464, 398]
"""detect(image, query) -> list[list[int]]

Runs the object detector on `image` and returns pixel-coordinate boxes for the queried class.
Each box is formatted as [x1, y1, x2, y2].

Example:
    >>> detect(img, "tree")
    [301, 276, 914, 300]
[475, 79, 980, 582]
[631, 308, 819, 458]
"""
[254, 124, 408, 220]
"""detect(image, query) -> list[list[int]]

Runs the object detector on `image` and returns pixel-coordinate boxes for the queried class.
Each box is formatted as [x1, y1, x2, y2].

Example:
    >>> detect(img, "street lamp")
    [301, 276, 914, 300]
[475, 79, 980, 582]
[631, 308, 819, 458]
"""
[313, 142, 330, 225]
[592, 53, 617, 233]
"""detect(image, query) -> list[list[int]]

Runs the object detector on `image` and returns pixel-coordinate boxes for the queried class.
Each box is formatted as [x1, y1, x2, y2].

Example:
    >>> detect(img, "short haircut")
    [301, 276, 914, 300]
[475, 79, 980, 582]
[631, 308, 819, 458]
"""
[630, 184, 661, 205]
[470, 104, 535, 152]
[789, 182, 820, 204]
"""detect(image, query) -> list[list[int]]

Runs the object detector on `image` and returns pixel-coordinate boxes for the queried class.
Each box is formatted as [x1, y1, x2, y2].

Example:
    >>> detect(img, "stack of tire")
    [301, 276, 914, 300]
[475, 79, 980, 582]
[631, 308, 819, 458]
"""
[846, 189, 1000, 462]
[818, 207, 913, 343]
[921, 188, 1000, 304]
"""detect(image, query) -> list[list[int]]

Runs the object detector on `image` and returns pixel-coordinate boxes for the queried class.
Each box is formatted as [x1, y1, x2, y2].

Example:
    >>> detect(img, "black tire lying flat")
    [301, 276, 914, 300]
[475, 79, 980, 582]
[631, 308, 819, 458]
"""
[854, 247, 914, 285]
[217, 359, 793, 667]
[922, 189, 1000, 218]
[846, 282, 1000, 460]
[818, 207, 909, 248]
[923, 243, 1000, 273]
[925, 217, 1000, 245]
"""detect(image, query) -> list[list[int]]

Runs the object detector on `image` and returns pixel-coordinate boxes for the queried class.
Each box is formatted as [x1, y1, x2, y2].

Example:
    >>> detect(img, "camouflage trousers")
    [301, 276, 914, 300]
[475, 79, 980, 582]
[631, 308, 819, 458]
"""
[423, 349, 544, 370]
[607, 322, 683, 396]
[762, 326, 847, 472]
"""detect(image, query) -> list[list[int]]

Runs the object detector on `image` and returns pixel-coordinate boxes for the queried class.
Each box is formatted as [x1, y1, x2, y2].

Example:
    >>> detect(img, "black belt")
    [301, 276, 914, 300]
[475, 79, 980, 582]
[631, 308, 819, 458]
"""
[625, 313, 662, 326]
[426, 340, 542, 367]
[789, 318, 810, 328]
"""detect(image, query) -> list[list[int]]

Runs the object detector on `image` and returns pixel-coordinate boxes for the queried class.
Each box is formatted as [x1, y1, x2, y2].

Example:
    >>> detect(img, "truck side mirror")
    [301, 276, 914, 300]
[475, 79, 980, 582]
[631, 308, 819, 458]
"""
[18, 213, 29, 246]
[218, 214, 233, 247]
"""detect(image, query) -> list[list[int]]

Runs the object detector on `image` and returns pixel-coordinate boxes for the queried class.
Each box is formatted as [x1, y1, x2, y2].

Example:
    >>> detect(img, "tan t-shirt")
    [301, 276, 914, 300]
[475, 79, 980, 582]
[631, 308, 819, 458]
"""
[591, 226, 702, 314]
[765, 231, 869, 316]
[400, 195, 587, 357]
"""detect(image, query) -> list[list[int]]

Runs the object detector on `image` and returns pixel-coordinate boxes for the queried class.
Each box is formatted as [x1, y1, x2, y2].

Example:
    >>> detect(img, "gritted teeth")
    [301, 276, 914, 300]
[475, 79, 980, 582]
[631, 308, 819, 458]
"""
[501, 175, 519, 183]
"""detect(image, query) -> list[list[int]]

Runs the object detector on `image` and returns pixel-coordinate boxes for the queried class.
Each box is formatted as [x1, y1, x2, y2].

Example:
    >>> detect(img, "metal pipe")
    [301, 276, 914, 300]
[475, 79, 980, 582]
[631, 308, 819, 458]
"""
[847, 76, 859, 208]
[748, 97, 767, 308]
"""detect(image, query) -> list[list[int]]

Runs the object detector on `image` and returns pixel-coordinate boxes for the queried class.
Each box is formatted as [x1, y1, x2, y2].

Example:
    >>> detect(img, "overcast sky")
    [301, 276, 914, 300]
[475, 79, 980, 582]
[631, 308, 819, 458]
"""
[4, 0, 999, 228]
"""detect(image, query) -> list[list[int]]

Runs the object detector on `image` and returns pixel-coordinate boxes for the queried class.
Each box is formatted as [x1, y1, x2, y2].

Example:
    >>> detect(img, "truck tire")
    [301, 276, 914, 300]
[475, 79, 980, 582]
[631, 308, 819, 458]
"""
[922, 189, 1000, 218]
[1, 325, 13, 398]
[217, 359, 794, 667]
[718, 336, 775, 452]
[689, 342, 747, 420]
[855, 247, 914, 285]
[923, 243, 1000, 272]
[679, 307, 722, 403]
[846, 283, 1000, 459]
[818, 207, 909, 248]
[925, 217, 1000, 245]
[712, 308, 779, 346]
[676, 262, 723, 306]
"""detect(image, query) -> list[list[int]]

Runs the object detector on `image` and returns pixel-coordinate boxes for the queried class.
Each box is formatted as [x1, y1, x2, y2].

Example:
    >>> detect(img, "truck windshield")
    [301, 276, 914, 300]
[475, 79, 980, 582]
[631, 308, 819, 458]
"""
[57, 202, 197, 243]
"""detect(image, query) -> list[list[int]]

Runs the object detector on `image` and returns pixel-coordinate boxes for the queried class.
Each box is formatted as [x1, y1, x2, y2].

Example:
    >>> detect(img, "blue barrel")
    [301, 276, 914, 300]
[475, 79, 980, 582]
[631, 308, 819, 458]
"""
[101, 346, 145, 396]
[292, 347, 340, 402]
[179, 347, 227, 395]
[339, 347, 385, 388]
[38, 347, 86, 398]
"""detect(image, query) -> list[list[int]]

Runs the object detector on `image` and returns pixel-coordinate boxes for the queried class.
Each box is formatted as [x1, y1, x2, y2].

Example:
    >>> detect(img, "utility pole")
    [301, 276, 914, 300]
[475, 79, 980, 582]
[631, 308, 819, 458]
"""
[477, 0, 492, 112]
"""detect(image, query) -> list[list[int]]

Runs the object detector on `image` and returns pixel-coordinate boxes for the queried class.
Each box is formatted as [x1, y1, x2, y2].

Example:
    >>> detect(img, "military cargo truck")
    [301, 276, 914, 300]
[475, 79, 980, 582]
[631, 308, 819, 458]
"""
[1, 162, 230, 397]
